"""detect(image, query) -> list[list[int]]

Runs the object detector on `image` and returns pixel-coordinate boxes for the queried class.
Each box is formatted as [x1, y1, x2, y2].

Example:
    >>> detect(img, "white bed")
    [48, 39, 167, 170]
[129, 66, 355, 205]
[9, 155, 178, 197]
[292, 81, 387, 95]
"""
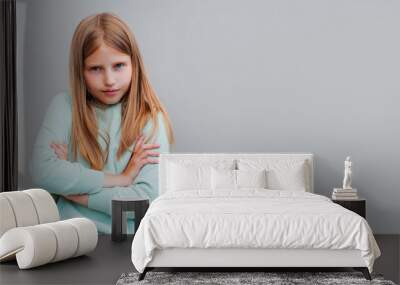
[131, 153, 380, 281]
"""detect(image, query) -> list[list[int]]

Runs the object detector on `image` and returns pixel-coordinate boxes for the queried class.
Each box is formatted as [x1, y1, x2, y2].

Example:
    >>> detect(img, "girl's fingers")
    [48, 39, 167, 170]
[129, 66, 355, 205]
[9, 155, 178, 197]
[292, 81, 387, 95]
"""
[54, 144, 67, 155]
[145, 151, 160, 157]
[133, 135, 160, 151]
[55, 150, 63, 159]
[143, 157, 159, 164]
[142, 143, 160, 150]
[130, 136, 160, 167]
[53, 144, 62, 151]
[133, 144, 160, 161]
[51, 142, 67, 151]
[135, 155, 159, 169]
[50, 142, 67, 160]
[133, 135, 145, 153]
[50, 143, 59, 153]
[136, 150, 159, 162]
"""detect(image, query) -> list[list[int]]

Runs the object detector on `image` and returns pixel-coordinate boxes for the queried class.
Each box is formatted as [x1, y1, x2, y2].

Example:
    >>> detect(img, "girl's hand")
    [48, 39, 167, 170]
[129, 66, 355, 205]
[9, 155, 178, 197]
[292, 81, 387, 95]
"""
[50, 142, 68, 160]
[122, 134, 160, 184]
[64, 194, 88, 207]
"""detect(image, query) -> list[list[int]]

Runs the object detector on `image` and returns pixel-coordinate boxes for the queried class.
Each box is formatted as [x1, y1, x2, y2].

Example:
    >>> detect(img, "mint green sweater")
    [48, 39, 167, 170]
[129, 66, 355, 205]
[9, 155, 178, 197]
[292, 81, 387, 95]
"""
[30, 93, 170, 234]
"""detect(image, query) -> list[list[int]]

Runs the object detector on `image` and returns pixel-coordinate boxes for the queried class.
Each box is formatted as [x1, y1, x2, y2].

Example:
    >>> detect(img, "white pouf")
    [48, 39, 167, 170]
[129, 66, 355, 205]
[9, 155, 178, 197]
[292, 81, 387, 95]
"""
[0, 189, 98, 269]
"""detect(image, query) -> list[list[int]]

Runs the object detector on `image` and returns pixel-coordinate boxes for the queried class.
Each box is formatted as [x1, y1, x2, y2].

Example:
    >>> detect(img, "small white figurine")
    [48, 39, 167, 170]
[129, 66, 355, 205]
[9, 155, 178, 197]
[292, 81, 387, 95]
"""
[342, 156, 352, 190]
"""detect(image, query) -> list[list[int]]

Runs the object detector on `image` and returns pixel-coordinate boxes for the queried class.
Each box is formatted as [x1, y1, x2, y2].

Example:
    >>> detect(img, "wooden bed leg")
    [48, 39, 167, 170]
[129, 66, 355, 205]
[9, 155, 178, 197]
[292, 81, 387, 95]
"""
[138, 268, 148, 281]
[354, 267, 372, 280]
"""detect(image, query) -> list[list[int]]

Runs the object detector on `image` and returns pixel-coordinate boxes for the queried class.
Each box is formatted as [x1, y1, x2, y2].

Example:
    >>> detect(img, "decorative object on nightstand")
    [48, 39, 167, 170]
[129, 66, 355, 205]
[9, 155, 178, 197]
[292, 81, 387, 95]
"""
[332, 198, 366, 218]
[332, 156, 359, 200]
[112, 197, 149, 242]
[342, 156, 353, 190]
[332, 188, 358, 200]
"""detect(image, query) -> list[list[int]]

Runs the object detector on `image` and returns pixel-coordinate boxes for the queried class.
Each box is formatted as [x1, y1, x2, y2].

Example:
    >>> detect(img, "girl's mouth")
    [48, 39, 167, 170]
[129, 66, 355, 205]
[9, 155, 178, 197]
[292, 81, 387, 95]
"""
[103, 89, 120, 97]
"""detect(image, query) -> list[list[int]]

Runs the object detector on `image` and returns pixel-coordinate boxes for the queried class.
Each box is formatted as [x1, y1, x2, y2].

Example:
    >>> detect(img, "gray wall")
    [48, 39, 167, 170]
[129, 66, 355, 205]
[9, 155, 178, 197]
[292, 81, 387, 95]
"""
[18, 0, 400, 233]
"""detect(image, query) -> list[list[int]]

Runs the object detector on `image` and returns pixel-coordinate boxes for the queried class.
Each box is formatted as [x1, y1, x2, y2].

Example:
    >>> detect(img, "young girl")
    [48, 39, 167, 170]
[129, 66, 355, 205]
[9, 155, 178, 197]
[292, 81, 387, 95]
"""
[30, 12, 174, 234]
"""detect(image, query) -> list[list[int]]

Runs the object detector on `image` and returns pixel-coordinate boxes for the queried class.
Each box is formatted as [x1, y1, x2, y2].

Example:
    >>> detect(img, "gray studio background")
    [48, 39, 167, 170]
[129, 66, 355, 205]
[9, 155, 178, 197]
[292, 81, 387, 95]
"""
[16, 0, 400, 234]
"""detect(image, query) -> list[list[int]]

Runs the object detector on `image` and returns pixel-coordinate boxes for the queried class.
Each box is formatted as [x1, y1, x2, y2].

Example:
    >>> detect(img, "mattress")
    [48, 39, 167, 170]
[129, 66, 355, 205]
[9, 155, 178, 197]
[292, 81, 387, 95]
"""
[131, 189, 380, 273]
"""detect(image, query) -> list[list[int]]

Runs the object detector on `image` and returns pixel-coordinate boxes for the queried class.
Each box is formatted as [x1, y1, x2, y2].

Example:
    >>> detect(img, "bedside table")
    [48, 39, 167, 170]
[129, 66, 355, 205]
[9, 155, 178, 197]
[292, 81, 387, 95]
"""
[111, 197, 149, 242]
[332, 198, 366, 218]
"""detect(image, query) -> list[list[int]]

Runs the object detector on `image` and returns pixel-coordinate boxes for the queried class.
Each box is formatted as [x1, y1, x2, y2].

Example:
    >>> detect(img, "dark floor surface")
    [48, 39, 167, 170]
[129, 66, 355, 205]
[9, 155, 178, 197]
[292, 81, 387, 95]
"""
[0, 234, 399, 285]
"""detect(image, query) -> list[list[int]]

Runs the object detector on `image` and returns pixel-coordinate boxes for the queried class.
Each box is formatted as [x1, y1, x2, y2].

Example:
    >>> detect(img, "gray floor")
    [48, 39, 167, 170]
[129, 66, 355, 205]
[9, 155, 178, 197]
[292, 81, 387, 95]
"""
[374, 235, 400, 284]
[0, 235, 399, 285]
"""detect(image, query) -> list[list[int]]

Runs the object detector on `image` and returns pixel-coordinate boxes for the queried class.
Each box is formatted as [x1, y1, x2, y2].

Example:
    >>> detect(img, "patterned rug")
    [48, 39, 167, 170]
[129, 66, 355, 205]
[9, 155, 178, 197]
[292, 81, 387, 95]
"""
[116, 271, 396, 285]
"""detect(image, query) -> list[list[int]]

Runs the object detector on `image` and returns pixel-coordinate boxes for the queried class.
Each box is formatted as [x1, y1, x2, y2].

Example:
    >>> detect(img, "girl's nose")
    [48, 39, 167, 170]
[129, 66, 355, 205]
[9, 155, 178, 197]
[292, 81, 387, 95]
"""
[104, 70, 116, 86]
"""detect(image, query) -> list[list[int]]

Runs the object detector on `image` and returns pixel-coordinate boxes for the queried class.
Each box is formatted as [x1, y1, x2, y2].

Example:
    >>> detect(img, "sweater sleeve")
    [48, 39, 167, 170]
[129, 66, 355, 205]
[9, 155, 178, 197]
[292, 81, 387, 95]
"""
[87, 112, 170, 216]
[29, 93, 105, 196]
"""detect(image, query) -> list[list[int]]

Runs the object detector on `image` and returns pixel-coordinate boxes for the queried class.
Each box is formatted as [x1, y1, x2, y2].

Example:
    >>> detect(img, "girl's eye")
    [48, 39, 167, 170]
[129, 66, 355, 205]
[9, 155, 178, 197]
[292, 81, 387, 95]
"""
[90, 66, 101, 72]
[115, 63, 125, 69]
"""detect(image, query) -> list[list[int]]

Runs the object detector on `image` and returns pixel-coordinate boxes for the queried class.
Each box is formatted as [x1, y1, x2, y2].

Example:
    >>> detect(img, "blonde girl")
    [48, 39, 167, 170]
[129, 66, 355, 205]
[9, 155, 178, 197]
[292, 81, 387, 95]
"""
[30, 12, 174, 234]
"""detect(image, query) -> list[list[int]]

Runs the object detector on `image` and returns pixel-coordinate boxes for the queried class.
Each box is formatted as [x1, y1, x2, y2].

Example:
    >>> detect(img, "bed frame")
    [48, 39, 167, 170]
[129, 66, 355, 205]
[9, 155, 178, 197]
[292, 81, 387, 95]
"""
[138, 153, 371, 280]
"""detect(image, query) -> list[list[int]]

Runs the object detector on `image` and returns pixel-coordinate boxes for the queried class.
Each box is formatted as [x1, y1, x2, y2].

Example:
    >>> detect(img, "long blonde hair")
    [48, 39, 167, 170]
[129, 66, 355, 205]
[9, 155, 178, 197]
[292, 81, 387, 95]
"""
[69, 12, 174, 170]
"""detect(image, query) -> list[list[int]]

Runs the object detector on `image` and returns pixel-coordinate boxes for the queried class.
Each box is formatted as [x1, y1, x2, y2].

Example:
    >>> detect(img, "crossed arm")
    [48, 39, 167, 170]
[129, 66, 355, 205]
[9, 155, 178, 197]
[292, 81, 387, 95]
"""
[30, 94, 170, 216]
[50, 135, 160, 207]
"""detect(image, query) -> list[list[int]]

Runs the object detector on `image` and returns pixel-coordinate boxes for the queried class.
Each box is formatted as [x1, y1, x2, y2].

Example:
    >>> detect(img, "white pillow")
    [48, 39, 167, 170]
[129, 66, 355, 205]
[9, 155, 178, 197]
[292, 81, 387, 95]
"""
[166, 159, 236, 192]
[238, 159, 307, 191]
[237, 169, 267, 189]
[167, 162, 212, 191]
[211, 168, 268, 190]
[211, 168, 236, 190]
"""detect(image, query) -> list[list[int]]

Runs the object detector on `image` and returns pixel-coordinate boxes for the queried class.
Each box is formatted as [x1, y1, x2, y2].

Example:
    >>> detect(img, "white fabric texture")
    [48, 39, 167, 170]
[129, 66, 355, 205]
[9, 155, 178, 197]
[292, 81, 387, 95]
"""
[211, 168, 237, 190]
[167, 161, 233, 191]
[0, 196, 17, 237]
[211, 169, 268, 190]
[236, 169, 267, 189]
[159, 154, 313, 195]
[0, 189, 60, 237]
[1, 191, 40, 227]
[166, 160, 236, 192]
[64, 218, 98, 257]
[24, 189, 60, 224]
[167, 163, 212, 191]
[238, 159, 308, 191]
[131, 190, 380, 273]
[0, 189, 98, 269]
[42, 221, 79, 262]
[0, 218, 98, 269]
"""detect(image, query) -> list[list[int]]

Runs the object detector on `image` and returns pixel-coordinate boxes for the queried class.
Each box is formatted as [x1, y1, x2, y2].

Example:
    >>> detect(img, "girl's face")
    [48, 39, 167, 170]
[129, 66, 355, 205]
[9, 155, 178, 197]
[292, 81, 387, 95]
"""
[83, 42, 132, 106]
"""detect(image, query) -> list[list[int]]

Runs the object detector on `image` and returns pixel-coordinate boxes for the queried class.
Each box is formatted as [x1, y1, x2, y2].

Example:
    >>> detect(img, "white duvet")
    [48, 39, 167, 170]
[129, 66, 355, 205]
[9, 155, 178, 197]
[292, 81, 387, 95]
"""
[131, 189, 380, 273]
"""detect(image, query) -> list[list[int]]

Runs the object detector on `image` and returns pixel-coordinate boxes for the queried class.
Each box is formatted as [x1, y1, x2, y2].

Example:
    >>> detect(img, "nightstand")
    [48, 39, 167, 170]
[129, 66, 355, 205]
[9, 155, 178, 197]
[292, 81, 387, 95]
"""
[332, 198, 366, 218]
[111, 197, 149, 242]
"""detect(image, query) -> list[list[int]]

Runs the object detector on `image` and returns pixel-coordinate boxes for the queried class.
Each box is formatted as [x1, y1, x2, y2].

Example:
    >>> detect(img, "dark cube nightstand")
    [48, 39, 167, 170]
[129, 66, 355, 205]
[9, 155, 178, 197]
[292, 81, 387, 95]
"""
[332, 198, 366, 218]
[111, 197, 149, 242]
